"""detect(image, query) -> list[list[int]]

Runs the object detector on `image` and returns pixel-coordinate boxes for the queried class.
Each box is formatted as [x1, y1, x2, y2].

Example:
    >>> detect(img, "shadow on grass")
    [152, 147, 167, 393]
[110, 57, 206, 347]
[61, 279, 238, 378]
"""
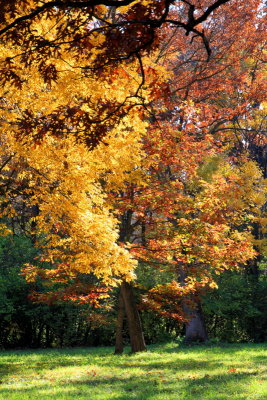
[0, 355, 223, 379]
[0, 344, 266, 400]
[0, 354, 265, 400]
[0, 347, 114, 376]
[0, 368, 264, 400]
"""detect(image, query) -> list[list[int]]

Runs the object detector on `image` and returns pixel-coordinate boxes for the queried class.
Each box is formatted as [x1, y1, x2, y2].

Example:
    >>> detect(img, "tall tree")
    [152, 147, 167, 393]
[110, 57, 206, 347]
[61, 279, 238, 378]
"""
[0, 0, 265, 351]
[112, 121, 267, 347]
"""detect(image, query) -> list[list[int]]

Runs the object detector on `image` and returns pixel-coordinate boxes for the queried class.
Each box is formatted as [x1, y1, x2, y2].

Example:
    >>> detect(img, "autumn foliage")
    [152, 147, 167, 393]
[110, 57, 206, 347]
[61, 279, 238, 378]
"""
[0, 1, 266, 347]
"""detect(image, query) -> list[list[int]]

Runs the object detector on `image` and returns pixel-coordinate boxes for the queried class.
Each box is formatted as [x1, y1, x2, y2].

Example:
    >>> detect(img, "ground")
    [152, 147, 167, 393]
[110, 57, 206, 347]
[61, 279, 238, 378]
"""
[0, 342, 266, 399]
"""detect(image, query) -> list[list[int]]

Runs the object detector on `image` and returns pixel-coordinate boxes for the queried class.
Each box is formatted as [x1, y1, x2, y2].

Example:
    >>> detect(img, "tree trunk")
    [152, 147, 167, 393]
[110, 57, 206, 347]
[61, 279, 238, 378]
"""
[114, 290, 125, 354]
[116, 206, 146, 353]
[120, 281, 146, 353]
[177, 262, 207, 343]
[184, 300, 208, 343]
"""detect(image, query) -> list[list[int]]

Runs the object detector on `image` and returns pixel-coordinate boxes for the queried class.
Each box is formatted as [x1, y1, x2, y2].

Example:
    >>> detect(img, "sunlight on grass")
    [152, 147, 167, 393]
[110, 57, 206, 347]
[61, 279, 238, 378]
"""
[0, 343, 266, 399]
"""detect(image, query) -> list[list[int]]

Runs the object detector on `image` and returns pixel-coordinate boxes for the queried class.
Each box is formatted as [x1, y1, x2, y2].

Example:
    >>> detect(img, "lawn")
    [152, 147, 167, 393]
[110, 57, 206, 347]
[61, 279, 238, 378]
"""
[0, 342, 266, 399]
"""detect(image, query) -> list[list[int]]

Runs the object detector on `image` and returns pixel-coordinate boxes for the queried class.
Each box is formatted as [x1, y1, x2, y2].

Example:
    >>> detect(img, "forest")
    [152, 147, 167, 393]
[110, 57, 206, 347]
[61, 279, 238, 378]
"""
[0, 0, 266, 357]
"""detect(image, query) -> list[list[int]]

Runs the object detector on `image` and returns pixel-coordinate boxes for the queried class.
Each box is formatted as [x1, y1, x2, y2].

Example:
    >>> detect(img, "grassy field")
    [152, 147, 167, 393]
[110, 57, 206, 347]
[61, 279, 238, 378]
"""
[0, 342, 266, 400]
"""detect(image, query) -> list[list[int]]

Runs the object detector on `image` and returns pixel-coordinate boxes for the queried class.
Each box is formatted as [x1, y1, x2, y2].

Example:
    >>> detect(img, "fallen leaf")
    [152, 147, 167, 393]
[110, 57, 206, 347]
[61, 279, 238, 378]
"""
[227, 368, 237, 373]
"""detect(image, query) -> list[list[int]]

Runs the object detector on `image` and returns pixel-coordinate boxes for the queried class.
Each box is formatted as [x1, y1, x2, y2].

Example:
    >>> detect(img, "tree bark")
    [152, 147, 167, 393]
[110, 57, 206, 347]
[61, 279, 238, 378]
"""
[120, 281, 146, 353]
[177, 261, 208, 343]
[184, 300, 208, 343]
[116, 205, 146, 353]
[114, 290, 125, 354]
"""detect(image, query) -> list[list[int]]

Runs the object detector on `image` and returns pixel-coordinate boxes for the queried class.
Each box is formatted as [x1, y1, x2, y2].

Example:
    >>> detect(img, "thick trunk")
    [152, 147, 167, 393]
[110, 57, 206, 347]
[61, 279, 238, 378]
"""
[177, 262, 207, 343]
[114, 290, 125, 354]
[116, 206, 146, 353]
[121, 281, 146, 353]
[184, 300, 208, 343]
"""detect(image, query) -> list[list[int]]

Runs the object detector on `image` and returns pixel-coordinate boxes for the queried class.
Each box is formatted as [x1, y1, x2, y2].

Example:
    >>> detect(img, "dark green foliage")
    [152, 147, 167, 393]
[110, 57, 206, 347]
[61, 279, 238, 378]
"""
[140, 310, 182, 344]
[136, 262, 181, 344]
[0, 235, 112, 348]
[1, 233, 266, 348]
[203, 270, 267, 342]
[0, 234, 176, 349]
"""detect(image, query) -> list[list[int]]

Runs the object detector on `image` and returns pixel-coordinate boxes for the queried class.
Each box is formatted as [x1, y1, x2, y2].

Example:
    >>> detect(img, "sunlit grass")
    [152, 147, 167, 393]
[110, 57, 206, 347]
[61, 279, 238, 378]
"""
[0, 342, 266, 399]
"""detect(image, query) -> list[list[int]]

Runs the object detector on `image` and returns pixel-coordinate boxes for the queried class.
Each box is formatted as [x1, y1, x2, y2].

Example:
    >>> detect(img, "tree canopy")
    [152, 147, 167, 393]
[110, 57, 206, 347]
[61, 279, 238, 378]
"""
[0, 0, 266, 350]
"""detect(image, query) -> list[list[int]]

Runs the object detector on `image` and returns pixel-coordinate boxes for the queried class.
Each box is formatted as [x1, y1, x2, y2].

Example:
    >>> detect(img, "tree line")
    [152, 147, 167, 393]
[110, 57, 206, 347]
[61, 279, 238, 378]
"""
[0, 234, 266, 348]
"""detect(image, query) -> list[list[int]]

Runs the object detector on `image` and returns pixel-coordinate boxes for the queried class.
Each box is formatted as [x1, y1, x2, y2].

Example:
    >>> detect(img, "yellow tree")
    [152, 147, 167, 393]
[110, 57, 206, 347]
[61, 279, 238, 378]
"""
[0, 4, 164, 285]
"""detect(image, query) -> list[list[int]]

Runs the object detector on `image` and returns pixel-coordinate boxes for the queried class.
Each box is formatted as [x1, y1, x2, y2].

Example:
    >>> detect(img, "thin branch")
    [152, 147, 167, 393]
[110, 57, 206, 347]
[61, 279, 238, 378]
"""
[195, 0, 231, 25]
[0, 0, 136, 37]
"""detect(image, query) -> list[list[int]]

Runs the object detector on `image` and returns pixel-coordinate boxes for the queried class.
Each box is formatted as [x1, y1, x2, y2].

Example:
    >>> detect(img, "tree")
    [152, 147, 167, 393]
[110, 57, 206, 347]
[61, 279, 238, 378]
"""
[0, 127, 149, 283]
[0, 0, 259, 148]
[135, 5, 266, 342]
[111, 118, 267, 348]
[0, 0, 266, 351]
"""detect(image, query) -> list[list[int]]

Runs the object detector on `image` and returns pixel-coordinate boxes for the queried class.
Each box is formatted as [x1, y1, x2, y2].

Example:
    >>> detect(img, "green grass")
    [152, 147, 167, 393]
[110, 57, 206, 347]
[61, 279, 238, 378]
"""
[0, 342, 266, 399]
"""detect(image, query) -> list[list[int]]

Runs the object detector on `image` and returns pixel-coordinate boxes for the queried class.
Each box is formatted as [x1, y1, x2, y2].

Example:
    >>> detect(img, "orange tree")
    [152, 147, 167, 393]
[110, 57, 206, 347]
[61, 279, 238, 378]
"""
[110, 0, 267, 349]
[113, 120, 267, 349]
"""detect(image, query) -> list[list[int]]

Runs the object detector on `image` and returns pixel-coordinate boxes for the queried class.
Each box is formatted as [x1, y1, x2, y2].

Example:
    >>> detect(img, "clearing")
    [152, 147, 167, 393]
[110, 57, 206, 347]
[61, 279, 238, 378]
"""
[0, 342, 266, 399]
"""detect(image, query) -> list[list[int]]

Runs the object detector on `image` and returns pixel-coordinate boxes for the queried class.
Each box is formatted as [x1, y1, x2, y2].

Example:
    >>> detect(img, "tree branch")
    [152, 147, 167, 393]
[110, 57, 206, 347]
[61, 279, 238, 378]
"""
[0, 0, 136, 36]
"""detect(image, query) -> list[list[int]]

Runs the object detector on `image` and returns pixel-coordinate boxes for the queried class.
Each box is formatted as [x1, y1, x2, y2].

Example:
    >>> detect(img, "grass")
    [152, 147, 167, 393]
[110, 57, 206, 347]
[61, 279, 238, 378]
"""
[0, 342, 266, 399]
